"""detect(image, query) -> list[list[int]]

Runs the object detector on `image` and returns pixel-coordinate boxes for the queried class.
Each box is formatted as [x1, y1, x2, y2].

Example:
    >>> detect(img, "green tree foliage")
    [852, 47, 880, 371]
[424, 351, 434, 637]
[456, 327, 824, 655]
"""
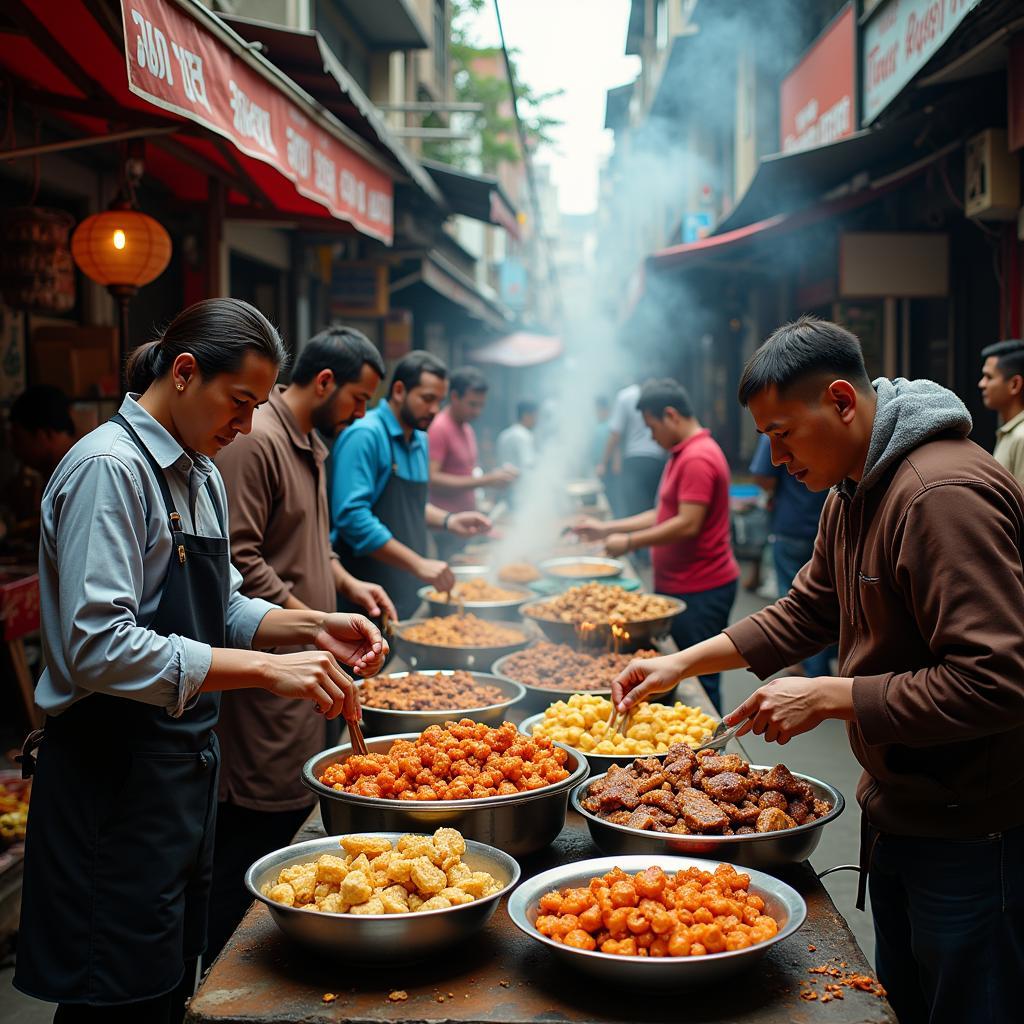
[424, 0, 562, 172]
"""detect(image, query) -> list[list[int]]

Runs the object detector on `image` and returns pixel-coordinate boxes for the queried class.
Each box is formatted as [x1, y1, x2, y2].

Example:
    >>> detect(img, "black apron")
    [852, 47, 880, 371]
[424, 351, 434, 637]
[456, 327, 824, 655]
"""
[15, 413, 229, 1006]
[335, 434, 428, 620]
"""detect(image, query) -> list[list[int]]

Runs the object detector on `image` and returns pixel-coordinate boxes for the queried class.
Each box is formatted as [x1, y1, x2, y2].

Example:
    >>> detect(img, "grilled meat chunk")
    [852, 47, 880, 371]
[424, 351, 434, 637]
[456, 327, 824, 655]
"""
[700, 771, 749, 803]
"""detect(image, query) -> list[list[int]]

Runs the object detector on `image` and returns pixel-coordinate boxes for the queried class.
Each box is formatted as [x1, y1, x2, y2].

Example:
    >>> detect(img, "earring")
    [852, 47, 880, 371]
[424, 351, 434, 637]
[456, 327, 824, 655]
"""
[176, 382, 185, 392]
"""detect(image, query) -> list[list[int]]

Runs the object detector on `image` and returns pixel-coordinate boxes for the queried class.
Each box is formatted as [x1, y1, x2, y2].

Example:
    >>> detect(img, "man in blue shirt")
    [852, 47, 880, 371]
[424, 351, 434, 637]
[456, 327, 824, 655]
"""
[749, 433, 834, 676]
[331, 351, 490, 618]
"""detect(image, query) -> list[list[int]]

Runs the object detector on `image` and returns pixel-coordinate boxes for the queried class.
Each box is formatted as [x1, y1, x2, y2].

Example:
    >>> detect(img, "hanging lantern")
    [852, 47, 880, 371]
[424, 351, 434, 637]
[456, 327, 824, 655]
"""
[70, 209, 171, 290]
[71, 196, 171, 381]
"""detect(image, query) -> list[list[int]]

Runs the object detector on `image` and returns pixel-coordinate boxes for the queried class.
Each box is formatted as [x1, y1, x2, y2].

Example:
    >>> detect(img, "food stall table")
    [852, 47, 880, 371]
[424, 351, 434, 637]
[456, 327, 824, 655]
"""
[188, 678, 894, 1024]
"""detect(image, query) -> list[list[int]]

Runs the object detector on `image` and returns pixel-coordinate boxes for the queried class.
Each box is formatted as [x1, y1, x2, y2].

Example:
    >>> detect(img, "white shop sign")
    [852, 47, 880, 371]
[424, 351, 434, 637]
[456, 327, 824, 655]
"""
[862, 0, 983, 125]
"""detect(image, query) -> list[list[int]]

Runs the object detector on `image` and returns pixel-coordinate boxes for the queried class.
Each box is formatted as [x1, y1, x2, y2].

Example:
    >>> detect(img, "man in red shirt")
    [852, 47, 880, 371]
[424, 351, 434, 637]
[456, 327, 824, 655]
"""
[428, 367, 516, 558]
[575, 378, 738, 709]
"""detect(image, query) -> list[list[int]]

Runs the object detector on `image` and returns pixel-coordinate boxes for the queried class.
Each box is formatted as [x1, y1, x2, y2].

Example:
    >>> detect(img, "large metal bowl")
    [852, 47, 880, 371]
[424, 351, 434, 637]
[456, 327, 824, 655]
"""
[519, 712, 713, 774]
[357, 671, 526, 736]
[303, 733, 590, 857]
[538, 556, 624, 582]
[416, 583, 534, 621]
[507, 853, 806, 987]
[520, 594, 686, 650]
[391, 617, 532, 671]
[491, 647, 679, 714]
[246, 832, 520, 960]
[572, 768, 845, 872]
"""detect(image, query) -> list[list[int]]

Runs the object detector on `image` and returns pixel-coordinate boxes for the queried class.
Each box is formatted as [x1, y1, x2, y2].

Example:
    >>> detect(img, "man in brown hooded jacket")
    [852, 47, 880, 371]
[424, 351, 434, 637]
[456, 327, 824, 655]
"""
[613, 316, 1024, 1024]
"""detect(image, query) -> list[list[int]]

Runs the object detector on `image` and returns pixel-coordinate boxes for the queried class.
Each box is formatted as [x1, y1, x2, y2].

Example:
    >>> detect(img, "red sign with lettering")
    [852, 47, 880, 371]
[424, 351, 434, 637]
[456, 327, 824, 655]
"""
[780, 4, 856, 154]
[120, 0, 394, 243]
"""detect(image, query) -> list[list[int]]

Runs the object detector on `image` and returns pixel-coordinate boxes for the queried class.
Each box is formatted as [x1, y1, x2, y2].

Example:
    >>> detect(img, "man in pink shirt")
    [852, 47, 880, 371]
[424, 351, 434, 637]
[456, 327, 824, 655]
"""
[575, 378, 739, 709]
[428, 367, 516, 558]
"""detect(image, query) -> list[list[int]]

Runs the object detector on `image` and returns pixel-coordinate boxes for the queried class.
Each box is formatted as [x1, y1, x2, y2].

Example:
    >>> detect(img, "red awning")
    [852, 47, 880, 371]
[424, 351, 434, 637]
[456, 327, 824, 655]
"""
[1, 0, 396, 243]
[470, 332, 563, 368]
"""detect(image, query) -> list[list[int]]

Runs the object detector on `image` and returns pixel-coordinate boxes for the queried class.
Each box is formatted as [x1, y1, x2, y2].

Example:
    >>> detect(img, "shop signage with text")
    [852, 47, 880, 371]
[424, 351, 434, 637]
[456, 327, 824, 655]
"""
[863, 0, 982, 125]
[780, 4, 855, 154]
[120, 0, 394, 243]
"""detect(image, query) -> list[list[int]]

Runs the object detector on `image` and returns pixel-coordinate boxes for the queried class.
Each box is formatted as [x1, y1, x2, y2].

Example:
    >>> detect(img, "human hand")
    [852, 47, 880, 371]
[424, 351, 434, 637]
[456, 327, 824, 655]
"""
[448, 510, 492, 537]
[724, 676, 854, 745]
[611, 653, 687, 710]
[485, 466, 519, 487]
[572, 515, 607, 542]
[265, 650, 359, 720]
[315, 613, 388, 681]
[342, 577, 397, 621]
[604, 532, 630, 557]
[417, 557, 455, 593]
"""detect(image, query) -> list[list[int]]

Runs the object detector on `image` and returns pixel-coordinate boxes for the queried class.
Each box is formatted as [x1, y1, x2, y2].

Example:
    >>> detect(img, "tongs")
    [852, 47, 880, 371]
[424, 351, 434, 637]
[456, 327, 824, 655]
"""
[606, 702, 634, 740]
[694, 718, 744, 753]
[443, 588, 465, 616]
[327, 653, 368, 755]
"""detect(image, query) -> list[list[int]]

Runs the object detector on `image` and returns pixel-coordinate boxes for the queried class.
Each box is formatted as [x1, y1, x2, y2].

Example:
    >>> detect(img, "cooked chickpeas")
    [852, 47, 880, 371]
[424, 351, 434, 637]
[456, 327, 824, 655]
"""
[528, 693, 716, 755]
[261, 829, 502, 915]
[534, 863, 780, 957]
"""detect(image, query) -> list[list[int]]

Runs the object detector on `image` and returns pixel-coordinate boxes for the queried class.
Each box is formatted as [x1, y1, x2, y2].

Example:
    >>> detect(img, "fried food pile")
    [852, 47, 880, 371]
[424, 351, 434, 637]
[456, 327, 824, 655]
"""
[401, 614, 526, 648]
[426, 579, 525, 603]
[359, 671, 506, 712]
[523, 583, 677, 625]
[319, 719, 570, 800]
[0, 778, 29, 845]
[534, 862, 780, 957]
[529, 693, 716, 755]
[262, 829, 502, 914]
[498, 562, 541, 584]
[497, 642, 659, 691]
[581, 746, 832, 835]
[546, 561, 620, 578]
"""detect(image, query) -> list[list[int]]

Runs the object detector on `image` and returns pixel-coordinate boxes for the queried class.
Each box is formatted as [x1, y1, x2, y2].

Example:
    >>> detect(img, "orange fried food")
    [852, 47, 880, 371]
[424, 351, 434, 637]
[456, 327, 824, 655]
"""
[534, 863, 781, 957]
[318, 720, 571, 801]
[427, 579, 525, 603]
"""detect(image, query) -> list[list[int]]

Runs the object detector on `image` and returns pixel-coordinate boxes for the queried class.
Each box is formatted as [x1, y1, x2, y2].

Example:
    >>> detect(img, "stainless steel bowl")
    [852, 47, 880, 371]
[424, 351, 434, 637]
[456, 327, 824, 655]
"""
[392, 617, 532, 671]
[303, 733, 590, 857]
[416, 584, 534, 621]
[519, 711, 688, 773]
[572, 768, 845, 871]
[520, 594, 686, 650]
[507, 853, 806, 987]
[246, 832, 520, 960]
[357, 671, 526, 736]
[491, 647, 679, 714]
[538, 556, 624, 581]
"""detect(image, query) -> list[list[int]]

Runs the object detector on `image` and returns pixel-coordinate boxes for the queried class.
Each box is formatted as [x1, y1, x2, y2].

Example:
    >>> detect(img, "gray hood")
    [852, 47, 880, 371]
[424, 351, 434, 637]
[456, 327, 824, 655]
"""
[856, 377, 972, 493]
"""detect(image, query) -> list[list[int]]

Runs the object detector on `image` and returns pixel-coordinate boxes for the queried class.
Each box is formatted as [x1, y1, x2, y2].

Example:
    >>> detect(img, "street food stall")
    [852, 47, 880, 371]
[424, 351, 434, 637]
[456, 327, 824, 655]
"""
[187, 542, 895, 1023]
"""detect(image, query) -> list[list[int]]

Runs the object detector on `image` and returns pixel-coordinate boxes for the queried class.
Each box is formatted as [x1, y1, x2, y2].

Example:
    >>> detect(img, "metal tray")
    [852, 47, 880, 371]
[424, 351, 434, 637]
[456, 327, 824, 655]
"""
[507, 853, 806, 986]
[416, 583, 533, 621]
[303, 734, 590, 858]
[246, 832, 519, 960]
[491, 646, 679, 714]
[519, 594, 686, 650]
[391, 617, 533, 671]
[356, 671, 525, 736]
[538, 556, 624, 581]
[571, 767, 845, 872]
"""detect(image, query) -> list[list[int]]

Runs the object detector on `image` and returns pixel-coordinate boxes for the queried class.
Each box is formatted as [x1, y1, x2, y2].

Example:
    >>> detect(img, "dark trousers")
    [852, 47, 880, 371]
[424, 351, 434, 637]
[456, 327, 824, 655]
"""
[869, 824, 1024, 1024]
[621, 456, 664, 516]
[667, 579, 738, 712]
[53, 963, 196, 1024]
[772, 534, 836, 676]
[205, 801, 311, 964]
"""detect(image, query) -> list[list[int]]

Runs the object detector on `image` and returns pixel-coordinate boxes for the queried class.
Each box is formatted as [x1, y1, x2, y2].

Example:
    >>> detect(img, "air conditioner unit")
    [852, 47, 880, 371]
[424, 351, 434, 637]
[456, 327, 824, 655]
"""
[965, 129, 1020, 220]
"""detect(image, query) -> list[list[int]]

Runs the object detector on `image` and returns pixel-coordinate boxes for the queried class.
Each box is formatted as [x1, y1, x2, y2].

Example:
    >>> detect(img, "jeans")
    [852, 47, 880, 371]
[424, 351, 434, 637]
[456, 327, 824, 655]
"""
[868, 824, 1024, 1024]
[772, 533, 836, 676]
[667, 579, 738, 712]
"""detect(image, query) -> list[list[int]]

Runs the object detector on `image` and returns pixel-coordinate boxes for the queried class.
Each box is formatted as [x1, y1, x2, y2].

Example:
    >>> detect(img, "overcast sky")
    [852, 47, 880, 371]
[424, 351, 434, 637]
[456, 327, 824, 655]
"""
[464, 0, 640, 216]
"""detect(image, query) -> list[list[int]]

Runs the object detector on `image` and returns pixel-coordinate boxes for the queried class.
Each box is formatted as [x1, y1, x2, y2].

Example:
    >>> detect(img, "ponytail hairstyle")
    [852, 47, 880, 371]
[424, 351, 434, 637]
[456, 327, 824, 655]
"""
[125, 298, 289, 394]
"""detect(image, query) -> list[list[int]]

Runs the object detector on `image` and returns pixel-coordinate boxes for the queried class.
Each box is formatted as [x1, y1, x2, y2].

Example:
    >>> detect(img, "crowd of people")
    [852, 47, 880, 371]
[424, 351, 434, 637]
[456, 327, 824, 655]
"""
[3, 302, 1023, 1024]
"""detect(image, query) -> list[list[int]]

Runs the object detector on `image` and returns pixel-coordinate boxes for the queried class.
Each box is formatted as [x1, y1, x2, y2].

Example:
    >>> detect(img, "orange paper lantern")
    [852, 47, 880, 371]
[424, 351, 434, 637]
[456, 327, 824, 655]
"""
[71, 209, 171, 289]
